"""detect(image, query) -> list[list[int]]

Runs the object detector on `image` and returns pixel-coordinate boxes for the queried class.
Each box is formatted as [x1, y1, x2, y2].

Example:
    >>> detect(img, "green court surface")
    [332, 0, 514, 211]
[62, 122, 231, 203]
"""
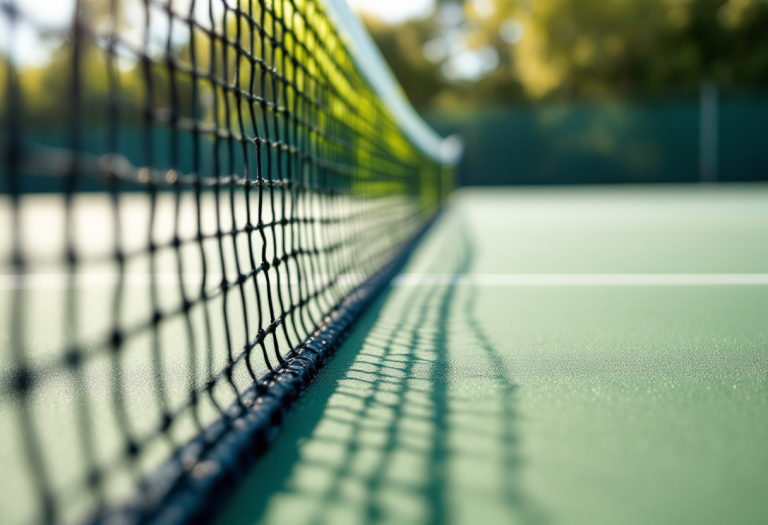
[215, 184, 768, 525]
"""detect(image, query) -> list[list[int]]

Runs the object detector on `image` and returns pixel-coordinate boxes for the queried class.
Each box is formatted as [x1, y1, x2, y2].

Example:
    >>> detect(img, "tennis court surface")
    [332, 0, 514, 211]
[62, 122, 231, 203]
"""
[216, 184, 768, 525]
[2, 0, 768, 523]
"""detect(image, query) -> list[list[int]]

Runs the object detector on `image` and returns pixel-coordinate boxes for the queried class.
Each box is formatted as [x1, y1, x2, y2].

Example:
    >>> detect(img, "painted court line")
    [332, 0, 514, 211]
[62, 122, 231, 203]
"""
[391, 274, 768, 286]
[0, 273, 365, 290]
[3, 273, 768, 289]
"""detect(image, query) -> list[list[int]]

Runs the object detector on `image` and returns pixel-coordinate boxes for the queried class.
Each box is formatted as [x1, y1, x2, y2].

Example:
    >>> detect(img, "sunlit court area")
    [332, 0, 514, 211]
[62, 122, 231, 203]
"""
[1, 1, 767, 525]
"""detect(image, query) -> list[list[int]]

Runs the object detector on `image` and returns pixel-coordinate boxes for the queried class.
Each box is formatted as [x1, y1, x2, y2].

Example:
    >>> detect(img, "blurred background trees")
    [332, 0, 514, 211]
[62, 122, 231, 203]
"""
[361, 0, 768, 110]
[5, 0, 767, 186]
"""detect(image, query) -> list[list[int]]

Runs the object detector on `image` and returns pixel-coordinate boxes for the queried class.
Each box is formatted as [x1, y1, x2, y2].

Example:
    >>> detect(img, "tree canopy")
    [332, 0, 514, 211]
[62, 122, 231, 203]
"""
[362, 0, 768, 109]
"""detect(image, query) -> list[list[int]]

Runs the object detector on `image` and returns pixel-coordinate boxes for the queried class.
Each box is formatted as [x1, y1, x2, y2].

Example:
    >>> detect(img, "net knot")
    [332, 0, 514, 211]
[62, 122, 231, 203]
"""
[11, 367, 34, 396]
[111, 330, 123, 350]
[65, 348, 82, 368]
[126, 441, 139, 457]
[66, 248, 78, 265]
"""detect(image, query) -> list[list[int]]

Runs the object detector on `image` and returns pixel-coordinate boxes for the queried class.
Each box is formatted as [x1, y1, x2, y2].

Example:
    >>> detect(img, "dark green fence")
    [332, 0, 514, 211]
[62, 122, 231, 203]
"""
[425, 95, 768, 186]
[6, 95, 768, 191]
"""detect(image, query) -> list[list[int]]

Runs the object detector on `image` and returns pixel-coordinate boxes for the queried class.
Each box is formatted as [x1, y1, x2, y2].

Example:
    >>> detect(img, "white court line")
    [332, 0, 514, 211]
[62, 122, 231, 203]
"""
[3, 273, 768, 289]
[391, 274, 768, 286]
[0, 273, 366, 290]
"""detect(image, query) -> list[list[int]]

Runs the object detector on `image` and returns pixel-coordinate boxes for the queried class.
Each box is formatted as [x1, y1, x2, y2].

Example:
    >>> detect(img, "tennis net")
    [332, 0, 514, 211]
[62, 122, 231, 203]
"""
[0, 1, 459, 524]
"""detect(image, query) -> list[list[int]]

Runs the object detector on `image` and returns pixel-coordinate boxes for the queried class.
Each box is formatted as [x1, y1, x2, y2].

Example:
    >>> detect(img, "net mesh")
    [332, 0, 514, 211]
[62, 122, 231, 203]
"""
[0, 1, 450, 523]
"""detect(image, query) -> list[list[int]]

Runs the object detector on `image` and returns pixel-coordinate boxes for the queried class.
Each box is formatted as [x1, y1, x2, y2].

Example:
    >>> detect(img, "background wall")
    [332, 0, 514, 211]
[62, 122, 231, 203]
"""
[425, 94, 768, 185]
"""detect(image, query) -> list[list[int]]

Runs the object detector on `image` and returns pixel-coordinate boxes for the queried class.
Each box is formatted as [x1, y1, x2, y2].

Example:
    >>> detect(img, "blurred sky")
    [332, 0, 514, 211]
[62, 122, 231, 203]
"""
[7, 0, 510, 89]
[18, 0, 434, 26]
[11, 0, 427, 65]
[347, 0, 435, 23]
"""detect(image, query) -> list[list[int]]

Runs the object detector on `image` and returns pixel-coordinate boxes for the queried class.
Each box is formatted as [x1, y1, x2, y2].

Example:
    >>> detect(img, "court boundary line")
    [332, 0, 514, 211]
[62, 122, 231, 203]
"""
[392, 274, 768, 286]
[0, 273, 367, 289]
[5, 273, 767, 290]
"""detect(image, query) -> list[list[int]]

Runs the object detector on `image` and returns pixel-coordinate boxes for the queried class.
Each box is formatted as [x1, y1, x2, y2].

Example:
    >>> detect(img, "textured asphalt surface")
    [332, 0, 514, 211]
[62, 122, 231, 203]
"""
[216, 185, 768, 525]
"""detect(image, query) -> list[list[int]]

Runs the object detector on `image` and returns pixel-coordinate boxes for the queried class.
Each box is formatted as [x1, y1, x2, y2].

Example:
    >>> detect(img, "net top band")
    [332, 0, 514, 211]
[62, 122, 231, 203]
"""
[322, 0, 463, 166]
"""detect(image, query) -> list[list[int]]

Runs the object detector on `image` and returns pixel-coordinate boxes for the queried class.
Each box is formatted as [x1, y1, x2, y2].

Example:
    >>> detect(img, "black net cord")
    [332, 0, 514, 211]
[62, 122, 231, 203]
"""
[0, 0, 453, 524]
[4, 1, 56, 522]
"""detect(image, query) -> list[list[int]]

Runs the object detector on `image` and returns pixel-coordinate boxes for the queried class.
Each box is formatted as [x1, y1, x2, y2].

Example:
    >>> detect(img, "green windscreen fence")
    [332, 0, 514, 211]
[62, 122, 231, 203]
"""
[426, 94, 768, 186]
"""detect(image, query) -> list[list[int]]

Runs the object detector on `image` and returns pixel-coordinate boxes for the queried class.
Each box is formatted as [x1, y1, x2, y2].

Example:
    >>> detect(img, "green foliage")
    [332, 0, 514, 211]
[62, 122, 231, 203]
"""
[362, 0, 768, 109]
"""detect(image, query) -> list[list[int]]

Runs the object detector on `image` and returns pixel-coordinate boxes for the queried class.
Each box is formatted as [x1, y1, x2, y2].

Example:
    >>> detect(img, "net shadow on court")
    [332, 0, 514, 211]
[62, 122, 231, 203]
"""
[0, 0, 458, 522]
[215, 210, 548, 525]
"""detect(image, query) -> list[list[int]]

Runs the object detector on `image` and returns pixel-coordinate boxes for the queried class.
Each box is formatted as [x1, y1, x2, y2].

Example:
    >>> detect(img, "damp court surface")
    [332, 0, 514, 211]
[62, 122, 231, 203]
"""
[214, 184, 768, 525]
